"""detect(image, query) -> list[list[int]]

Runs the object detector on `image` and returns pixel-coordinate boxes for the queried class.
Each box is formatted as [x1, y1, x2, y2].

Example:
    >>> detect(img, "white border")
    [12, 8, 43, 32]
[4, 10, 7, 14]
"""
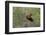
[9, 3, 43, 32]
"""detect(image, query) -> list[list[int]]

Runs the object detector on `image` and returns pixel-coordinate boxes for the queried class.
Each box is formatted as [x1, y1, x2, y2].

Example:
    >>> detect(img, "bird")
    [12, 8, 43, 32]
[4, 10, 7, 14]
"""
[26, 13, 33, 22]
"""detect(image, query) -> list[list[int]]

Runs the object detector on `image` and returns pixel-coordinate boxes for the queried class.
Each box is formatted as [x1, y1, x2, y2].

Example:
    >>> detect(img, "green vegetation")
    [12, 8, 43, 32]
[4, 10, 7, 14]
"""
[13, 7, 40, 28]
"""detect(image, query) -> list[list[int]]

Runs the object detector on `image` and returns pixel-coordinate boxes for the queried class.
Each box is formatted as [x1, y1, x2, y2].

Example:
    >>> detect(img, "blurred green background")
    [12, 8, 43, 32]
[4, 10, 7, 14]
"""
[13, 7, 40, 28]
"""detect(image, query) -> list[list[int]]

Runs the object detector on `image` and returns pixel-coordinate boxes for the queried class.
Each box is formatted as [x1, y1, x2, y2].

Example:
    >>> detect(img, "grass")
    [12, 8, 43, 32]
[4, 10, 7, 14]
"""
[13, 7, 40, 28]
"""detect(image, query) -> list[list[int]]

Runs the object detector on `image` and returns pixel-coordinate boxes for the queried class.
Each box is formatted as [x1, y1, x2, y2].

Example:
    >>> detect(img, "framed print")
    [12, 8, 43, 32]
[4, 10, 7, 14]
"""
[5, 1, 45, 34]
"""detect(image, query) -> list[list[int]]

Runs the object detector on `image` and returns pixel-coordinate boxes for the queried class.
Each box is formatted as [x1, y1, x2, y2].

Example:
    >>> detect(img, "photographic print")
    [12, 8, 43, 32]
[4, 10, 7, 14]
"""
[5, 1, 45, 34]
[13, 7, 40, 28]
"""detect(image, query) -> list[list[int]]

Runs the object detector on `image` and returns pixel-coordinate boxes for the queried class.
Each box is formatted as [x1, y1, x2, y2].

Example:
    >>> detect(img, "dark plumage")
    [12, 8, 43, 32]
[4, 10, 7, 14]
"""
[26, 13, 33, 22]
